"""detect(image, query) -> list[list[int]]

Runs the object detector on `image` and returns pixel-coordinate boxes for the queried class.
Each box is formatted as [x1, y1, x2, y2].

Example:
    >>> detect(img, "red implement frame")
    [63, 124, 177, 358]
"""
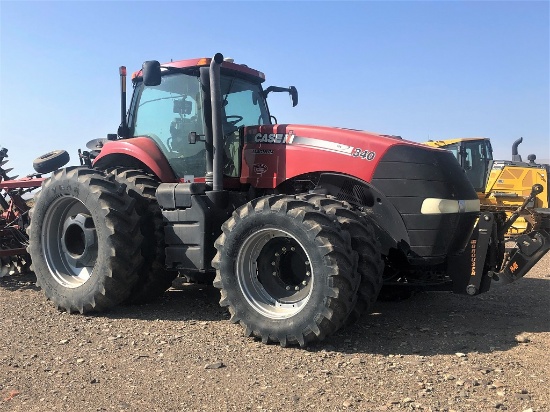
[0, 151, 45, 276]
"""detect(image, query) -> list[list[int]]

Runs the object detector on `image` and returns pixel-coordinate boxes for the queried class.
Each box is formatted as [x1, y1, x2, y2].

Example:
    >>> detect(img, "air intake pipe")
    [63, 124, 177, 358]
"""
[209, 53, 224, 192]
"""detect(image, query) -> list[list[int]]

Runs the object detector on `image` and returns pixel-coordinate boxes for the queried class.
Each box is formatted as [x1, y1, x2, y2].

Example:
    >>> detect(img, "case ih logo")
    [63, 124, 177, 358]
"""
[253, 163, 268, 174]
[254, 133, 286, 144]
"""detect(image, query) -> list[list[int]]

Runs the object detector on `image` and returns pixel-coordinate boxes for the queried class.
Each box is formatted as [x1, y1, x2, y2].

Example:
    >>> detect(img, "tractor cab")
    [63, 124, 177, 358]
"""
[99, 57, 297, 183]
[131, 66, 269, 179]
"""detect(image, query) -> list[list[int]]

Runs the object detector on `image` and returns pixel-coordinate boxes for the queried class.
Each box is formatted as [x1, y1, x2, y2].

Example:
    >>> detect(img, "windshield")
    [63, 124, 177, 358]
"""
[131, 72, 270, 178]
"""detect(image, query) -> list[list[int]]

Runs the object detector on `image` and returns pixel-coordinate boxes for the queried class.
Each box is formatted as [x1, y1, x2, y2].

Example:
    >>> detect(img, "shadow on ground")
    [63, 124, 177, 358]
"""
[106, 275, 550, 356]
[322, 276, 550, 357]
[0, 272, 40, 292]
[3, 271, 548, 356]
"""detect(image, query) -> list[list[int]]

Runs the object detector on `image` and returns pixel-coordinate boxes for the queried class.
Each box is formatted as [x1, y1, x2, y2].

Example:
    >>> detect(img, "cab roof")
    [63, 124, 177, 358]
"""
[131, 57, 265, 83]
[424, 137, 490, 148]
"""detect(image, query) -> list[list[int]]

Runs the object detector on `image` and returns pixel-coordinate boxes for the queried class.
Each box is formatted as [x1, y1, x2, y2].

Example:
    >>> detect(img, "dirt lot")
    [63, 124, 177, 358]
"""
[1, 254, 548, 412]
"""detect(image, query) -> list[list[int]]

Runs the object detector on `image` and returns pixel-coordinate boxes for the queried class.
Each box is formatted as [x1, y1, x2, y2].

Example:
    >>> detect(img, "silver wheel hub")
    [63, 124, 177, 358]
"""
[61, 213, 97, 267]
[236, 228, 314, 319]
[42, 197, 97, 288]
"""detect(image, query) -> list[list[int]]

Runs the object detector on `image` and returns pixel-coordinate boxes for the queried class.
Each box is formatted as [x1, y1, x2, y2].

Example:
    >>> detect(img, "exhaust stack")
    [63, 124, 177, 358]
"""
[511, 137, 523, 162]
[117, 66, 129, 138]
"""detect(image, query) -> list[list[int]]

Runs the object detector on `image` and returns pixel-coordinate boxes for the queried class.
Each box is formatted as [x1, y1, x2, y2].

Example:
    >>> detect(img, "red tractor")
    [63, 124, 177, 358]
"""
[28, 54, 549, 346]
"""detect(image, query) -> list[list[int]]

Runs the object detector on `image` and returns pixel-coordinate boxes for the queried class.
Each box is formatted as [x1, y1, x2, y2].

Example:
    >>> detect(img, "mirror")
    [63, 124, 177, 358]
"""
[289, 86, 298, 107]
[142, 60, 161, 86]
[174, 99, 192, 115]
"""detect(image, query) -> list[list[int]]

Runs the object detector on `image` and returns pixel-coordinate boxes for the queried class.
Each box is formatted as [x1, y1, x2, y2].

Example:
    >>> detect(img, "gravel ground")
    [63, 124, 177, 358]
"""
[1, 254, 548, 412]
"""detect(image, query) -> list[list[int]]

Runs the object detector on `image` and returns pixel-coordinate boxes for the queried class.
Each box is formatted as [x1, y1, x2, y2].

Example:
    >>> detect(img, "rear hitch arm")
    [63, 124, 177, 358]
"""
[499, 184, 544, 237]
[448, 205, 550, 294]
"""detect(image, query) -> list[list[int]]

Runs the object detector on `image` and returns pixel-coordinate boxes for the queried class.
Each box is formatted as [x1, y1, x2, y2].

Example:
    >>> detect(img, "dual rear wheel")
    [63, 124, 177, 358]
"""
[213, 195, 384, 347]
[28, 167, 174, 313]
[28, 167, 143, 313]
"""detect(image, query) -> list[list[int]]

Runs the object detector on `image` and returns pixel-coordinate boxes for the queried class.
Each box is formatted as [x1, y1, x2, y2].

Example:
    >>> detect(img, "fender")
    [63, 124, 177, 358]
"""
[93, 137, 176, 182]
[314, 172, 410, 255]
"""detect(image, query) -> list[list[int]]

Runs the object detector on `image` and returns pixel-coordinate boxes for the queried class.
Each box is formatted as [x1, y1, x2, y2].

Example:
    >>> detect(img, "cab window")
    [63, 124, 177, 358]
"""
[133, 73, 206, 178]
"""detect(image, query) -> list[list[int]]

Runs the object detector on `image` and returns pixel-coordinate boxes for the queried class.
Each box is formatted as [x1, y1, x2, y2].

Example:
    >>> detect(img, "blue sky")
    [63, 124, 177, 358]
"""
[0, 1, 548, 175]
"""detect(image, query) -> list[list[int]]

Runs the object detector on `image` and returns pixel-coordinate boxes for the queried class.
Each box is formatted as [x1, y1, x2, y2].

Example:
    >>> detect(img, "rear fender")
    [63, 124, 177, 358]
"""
[93, 137, 176, 182]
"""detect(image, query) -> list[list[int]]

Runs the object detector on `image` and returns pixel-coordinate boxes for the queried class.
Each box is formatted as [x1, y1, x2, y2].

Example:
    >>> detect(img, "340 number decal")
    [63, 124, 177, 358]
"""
[352, 148, 376, 161]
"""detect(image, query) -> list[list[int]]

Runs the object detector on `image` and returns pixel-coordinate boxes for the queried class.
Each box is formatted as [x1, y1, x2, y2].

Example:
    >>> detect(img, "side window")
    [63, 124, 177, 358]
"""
[220, 77, 270, 177]
[444, 144, 460, 164]
[221, 77, 270, 129]
[464, 147, 473, 170]
[464, 141, 486, 191]
[133, 74, 206, 177]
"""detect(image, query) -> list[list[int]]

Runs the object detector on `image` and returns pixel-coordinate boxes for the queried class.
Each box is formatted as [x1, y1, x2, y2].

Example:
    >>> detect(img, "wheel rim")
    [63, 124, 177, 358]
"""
[42, 196, 98, 288]
[236, 228, 314, 319]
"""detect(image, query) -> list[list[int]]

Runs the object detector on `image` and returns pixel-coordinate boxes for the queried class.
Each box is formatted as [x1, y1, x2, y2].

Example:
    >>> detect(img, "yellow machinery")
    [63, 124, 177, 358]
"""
[424, 137, 549, 237]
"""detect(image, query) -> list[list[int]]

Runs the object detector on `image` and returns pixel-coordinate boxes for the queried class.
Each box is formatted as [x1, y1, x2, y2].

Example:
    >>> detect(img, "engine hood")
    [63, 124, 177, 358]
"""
[241, 124, 437, 187]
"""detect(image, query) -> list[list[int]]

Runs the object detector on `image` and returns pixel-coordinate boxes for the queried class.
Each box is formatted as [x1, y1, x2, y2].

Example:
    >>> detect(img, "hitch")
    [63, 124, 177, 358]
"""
[447, 199, 550, 295]
[499, 184, 544, 237]
[490, 229, 550, 286]
[78, 149, 93, 167]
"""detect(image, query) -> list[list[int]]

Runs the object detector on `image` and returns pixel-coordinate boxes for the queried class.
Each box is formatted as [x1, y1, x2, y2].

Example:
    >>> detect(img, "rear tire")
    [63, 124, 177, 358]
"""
[212, 195, 358, 347]
[28, 167, 143, 313]
[106, 168, 176, 304]
[298, 194, 384, 323]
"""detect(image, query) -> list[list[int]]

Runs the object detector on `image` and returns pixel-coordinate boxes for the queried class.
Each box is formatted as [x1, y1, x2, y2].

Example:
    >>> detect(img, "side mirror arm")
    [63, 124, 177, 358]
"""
[263, 86, 298, 107]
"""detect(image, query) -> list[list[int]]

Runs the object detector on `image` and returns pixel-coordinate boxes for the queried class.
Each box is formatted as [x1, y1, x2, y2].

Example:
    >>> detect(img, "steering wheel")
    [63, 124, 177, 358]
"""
[225, 115, 243, 126]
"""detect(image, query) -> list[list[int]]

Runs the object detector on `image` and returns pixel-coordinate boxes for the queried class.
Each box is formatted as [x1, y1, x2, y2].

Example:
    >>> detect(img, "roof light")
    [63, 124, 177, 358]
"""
[224, 58, 234, 63]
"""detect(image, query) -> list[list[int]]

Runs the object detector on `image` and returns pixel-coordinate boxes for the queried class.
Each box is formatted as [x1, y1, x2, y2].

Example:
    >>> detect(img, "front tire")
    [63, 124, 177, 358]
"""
[212, 195, 358, 347]
[28, 167, 143, 313]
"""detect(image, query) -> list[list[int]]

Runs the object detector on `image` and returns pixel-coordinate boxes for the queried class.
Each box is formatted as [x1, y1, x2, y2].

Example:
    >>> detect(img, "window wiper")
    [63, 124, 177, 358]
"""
[138, 94, 184, 108]
[223, 78, 235, 107]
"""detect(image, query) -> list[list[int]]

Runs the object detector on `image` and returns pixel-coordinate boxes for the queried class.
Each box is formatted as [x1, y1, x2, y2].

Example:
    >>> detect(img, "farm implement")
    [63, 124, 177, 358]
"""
[0, 148, 69, 277]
